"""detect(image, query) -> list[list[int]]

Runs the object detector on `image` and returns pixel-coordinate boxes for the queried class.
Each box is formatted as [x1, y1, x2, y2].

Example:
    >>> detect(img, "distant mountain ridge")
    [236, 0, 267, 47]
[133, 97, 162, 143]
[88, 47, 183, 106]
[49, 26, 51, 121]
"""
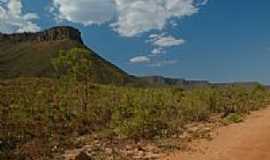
[140, 76, 209, 87]
[140, 75, 261, 88]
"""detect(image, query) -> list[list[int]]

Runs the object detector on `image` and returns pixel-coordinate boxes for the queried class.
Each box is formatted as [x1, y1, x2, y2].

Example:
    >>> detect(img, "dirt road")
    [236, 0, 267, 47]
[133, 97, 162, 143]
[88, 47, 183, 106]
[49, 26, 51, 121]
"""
[163, 107, 270, 160]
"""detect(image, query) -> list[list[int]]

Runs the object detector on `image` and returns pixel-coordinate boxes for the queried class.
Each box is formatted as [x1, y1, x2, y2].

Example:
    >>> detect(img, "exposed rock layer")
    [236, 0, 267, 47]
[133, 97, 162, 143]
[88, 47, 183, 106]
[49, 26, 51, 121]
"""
[0, 26, 83, 44]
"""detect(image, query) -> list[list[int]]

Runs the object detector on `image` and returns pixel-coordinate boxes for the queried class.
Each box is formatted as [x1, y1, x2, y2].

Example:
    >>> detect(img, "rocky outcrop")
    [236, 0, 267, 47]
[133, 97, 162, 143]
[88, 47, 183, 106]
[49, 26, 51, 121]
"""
[0, 26, 83, 44]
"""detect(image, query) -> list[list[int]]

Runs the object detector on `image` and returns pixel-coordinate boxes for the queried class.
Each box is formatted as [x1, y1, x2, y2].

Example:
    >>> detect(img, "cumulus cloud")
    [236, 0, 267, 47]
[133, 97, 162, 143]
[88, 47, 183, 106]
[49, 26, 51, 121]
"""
[129, 56, 151, 64]
[52, 0, 116, 26]
[0, 0, 40, 33]
[51, 0, 207, 37]
[111, 0, 202, 37]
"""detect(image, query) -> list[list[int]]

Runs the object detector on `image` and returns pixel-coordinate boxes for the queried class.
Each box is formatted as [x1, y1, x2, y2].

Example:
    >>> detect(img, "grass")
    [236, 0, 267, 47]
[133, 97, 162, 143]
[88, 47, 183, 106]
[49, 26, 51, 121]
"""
[0, 77, 268, 159]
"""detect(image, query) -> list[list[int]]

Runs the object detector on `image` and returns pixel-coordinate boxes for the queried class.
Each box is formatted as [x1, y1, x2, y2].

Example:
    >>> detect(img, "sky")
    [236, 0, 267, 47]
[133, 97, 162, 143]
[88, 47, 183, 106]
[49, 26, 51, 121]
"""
[1, 0, 270, 84]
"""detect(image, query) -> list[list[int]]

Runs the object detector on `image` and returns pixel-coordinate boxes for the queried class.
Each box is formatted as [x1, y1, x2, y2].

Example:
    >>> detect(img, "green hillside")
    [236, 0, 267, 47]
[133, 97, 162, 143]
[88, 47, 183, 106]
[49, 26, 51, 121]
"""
[0, 27, 130, 84]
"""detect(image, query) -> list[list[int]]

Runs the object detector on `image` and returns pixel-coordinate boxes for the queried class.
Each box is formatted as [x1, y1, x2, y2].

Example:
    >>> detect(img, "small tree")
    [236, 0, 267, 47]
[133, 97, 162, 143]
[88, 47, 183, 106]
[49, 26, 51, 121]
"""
[52, 48, 93, 83]
[52, 48, 93, 112]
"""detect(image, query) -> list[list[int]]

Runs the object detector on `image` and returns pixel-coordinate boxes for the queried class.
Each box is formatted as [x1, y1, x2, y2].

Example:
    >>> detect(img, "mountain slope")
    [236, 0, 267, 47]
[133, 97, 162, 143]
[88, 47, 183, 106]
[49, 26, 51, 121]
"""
[0, 26, 130, 84]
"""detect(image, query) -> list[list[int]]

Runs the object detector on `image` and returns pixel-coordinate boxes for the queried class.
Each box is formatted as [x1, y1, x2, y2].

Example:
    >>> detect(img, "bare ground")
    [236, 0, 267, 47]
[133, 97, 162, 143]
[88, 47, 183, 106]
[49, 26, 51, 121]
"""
[163, 106, 270, 160]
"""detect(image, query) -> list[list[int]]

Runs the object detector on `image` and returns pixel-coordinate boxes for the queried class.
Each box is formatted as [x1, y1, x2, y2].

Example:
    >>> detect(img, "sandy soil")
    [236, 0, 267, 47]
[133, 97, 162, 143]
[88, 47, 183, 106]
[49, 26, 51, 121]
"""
[163, 107, 270, 160]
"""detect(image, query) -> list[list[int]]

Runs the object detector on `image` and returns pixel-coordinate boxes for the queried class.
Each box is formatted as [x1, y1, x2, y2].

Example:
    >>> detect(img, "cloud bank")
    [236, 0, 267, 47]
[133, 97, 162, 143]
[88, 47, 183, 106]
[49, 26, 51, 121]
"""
[0, 0, 40, 33]
[51, 0, 206, 37]
[51, 0, 116, 26]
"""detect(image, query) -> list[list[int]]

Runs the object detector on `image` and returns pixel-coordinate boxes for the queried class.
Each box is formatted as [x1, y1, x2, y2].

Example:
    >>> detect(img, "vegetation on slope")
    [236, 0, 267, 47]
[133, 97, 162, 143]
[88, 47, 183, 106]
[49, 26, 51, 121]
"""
[0, 30, 130, 85]
[0, 40, 83, 78]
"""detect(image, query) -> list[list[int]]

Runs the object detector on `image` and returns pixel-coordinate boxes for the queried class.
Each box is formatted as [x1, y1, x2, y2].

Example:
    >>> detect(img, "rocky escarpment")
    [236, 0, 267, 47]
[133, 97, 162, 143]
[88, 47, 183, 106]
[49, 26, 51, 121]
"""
[0, 26, 83, 44]
[0, 26, 131, 84]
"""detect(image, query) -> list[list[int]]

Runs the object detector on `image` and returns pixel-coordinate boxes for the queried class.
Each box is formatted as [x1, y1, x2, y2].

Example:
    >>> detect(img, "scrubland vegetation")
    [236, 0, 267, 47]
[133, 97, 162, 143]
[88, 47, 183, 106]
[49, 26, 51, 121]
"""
[0, 49, 269, 159]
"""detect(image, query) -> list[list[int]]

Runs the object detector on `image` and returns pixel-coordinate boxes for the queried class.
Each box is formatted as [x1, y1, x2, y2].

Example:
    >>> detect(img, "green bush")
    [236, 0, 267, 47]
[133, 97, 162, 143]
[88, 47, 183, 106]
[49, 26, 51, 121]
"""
[224, 113, 243, 124]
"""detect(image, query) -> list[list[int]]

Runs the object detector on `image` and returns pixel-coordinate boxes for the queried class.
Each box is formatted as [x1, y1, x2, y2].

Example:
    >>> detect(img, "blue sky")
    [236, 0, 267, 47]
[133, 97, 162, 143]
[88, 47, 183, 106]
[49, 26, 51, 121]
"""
[1, 0, 270, 84]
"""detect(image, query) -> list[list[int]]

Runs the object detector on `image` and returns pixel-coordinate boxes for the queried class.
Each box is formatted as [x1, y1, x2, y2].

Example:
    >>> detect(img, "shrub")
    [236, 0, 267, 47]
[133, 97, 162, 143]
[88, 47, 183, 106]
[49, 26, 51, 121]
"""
[0, 78, 268, 159]
[224, 113, 243, 124]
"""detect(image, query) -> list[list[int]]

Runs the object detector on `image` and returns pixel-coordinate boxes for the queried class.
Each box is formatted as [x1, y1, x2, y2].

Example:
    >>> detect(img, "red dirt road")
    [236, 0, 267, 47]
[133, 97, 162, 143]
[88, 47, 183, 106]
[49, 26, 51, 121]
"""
[163, 107, 270, 160]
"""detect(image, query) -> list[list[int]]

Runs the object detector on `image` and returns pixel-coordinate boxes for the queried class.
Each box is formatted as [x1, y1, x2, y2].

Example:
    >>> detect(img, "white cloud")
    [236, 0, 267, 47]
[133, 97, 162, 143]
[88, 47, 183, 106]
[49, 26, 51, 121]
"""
[0, 0, 40, 33]
[130, 53, 178, 67]
[129, 56, 151, 64]
[112, 0, 200, 37]
[52, 0, 116, 26]
[147, 33, 185, 57]
[151, 48, 164, 55]
[51, 0, 207, 37]
[132, 34, 185, 66]
[7, 0, 22, 16]
[111, 0, 168, 37]
[149, 34, 185, 48]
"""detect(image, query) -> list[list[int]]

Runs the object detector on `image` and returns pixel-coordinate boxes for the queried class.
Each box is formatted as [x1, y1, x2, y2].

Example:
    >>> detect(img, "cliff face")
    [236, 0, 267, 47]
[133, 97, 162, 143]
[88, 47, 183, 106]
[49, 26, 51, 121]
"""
[0, 26, 83, 44]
